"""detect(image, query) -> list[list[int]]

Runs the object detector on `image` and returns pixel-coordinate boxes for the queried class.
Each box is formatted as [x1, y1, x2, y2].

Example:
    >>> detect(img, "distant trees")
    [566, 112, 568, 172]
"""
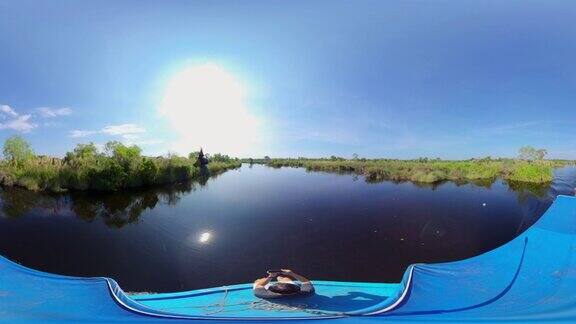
[518, 146, 547, 161]
[3, 135, 34, 167]
[0, 137, 240, 192]
[64, 143, 99, 168]
[211, 153, 233, 163]
[105, 141, 142, 170]
[72, 143, 98, 159]
[136, 158, 158, 186]
[188, 151, 200, 160]
[535, 149, 548, 160]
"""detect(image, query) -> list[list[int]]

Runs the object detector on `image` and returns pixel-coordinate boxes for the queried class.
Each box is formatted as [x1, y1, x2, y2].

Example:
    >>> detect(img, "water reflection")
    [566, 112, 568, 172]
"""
[0, 181, 196, 228]
[0, 169, 232, 228]
[198, 231, 213, 244]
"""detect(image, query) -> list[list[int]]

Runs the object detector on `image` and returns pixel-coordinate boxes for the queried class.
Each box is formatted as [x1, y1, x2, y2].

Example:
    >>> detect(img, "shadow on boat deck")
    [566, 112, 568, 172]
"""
[267, 291, 388, 313]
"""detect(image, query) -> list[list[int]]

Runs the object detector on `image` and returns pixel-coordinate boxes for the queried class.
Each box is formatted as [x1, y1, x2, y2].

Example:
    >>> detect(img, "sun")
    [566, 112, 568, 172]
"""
[159, 63, 259, 156]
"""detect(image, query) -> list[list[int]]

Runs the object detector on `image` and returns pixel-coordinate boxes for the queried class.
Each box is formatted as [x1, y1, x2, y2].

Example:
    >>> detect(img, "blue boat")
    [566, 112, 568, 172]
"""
[1, 195, 575, 322]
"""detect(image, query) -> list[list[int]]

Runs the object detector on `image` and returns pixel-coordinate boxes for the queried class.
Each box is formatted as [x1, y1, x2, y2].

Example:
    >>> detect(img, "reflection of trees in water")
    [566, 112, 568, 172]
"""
[507, 181, 549, 202]
[68, 190, 165, 228]
[506, 181, 553, 236]
[364, 176, 496, 190]
[0, 179, 207, 228]
[0, 188, 67, 218]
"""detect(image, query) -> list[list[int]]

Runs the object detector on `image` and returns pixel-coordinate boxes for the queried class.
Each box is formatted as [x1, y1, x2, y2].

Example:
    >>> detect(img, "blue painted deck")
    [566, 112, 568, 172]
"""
[0, 195, 575, 322]
[132, 281, 400, 317]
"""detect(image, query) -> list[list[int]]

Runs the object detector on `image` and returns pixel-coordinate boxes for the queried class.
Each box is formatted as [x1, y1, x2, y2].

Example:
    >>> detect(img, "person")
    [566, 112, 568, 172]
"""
[253, 269, 315, 299]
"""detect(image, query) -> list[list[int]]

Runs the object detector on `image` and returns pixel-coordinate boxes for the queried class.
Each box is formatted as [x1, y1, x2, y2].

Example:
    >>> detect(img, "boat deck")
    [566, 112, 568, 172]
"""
[130, 281, 401, 318]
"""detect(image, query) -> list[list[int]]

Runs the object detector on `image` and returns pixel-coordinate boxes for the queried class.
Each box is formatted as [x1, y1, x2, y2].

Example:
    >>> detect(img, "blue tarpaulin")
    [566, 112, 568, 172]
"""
[1, 195, 575, 322]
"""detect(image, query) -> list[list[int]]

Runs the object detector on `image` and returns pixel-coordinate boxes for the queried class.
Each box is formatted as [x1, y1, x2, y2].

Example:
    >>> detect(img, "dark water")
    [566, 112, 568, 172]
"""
[0, 164, 574, 293]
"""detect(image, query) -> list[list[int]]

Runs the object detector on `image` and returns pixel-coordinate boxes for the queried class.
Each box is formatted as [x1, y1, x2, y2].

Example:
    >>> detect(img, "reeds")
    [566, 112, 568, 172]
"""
[267, 158, 564, 184]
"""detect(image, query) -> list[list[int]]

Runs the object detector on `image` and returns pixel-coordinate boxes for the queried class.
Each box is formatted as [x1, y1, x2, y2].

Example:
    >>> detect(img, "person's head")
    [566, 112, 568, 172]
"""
[268, 282, 301, 295]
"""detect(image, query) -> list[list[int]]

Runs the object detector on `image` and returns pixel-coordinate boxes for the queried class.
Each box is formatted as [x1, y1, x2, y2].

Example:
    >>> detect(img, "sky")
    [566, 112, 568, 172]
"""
[0, 0, 575, 159]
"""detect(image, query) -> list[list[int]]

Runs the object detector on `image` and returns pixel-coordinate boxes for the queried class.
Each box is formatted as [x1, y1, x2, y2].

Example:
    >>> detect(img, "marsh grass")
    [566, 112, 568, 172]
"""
[267, 158, 566, 185]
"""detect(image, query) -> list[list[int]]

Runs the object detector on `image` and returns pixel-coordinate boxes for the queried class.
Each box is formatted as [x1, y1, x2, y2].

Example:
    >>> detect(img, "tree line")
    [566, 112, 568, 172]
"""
[0, 135, 240, 192]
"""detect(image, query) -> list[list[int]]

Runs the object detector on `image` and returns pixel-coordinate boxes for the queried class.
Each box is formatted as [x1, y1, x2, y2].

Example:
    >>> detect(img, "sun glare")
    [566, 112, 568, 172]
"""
[159, 63, 259, 156]
[198, 231, 212, 244]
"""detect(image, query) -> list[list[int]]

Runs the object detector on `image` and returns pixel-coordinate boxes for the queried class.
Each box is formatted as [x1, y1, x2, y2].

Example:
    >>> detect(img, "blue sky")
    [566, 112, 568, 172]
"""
[0, 0, 575, 159]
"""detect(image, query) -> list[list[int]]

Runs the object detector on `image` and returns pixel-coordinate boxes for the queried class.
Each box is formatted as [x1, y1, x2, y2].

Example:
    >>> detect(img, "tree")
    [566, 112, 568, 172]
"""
[188, 151, 200, 160]
[535, 149, 547, 160]
[76, 143, 98, 158]
[211, 153, 232, 162]
[105, 141, 142, 169]
[518, 146, 547, 161]
[65, 143, 99, 162]
[94, 158, 126, 190]
[518, 146, 536, 160]
[137, 158, 158, 185]
[352, 153, 359, 160]
[64, 143, 99, 168]
[3, 135, 34, 167]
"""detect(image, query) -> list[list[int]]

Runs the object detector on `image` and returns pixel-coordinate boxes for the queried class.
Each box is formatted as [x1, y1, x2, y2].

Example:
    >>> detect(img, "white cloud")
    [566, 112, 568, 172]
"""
[120, 133, 140, 140]
[101, 124, 145, 136]
[43, 121, 63, 128]
[136, 139, 162, 145]
[0, 114, 37, 132]
[124, 139, 163, 147]
[37, 107, 73, 118]
[0, 103, 75, 133]
[140, 140, 163, 145]
[69, 130, 97, 138]
[68, 123, 150, 144]
[0, 104, 37, 132]
[0, 104, 18, 117]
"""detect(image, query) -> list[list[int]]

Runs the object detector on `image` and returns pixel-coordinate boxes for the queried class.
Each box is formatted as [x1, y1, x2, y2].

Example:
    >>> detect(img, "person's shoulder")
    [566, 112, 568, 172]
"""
[253, 287, 281, 299]
[300, 282, 315, 293]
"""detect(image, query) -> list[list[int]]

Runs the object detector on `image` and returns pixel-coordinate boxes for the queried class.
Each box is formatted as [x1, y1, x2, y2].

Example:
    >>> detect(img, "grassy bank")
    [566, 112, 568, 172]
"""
[267, 158, 571, 184]
[0, 137, 240, 192]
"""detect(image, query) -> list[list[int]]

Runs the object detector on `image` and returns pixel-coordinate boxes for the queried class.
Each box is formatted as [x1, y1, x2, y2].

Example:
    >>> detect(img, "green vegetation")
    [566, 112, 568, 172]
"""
[0, 136, 240, 192]
[266, 147, 573, 185]
[3, 135, 34, 167]
[518, 146, 548, 161]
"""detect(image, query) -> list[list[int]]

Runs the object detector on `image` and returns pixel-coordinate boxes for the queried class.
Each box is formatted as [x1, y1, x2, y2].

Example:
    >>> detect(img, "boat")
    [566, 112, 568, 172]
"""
[1, 195, 575, 322]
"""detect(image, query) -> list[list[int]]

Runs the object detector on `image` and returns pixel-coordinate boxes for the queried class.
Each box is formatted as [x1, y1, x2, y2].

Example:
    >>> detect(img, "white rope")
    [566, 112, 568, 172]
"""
[150, 287, 346, 317]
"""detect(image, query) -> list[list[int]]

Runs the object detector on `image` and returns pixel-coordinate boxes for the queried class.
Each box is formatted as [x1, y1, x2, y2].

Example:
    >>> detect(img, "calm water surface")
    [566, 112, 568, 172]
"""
[0, 164, 574, 292]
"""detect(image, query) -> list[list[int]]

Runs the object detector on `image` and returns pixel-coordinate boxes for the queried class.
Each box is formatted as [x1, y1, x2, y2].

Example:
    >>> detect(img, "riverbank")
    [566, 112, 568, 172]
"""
[0, 139, 240, 192]
[0, 158, 241, 192]
[266, 158, 572, 184]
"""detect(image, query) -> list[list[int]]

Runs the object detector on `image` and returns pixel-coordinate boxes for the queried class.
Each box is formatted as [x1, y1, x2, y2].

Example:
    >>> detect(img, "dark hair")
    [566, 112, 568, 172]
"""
[268, 283, 301, 295]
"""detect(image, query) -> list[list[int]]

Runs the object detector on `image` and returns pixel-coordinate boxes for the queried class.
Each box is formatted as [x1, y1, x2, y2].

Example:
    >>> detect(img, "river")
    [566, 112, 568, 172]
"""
[0, 164, 574, 293]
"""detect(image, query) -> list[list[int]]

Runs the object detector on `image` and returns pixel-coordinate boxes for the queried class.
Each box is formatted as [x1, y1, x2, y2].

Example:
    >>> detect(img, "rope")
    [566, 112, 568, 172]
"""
[151, 286, 346, 317]
[248, 299, 344, 316]
[203, 285, 229, 315]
